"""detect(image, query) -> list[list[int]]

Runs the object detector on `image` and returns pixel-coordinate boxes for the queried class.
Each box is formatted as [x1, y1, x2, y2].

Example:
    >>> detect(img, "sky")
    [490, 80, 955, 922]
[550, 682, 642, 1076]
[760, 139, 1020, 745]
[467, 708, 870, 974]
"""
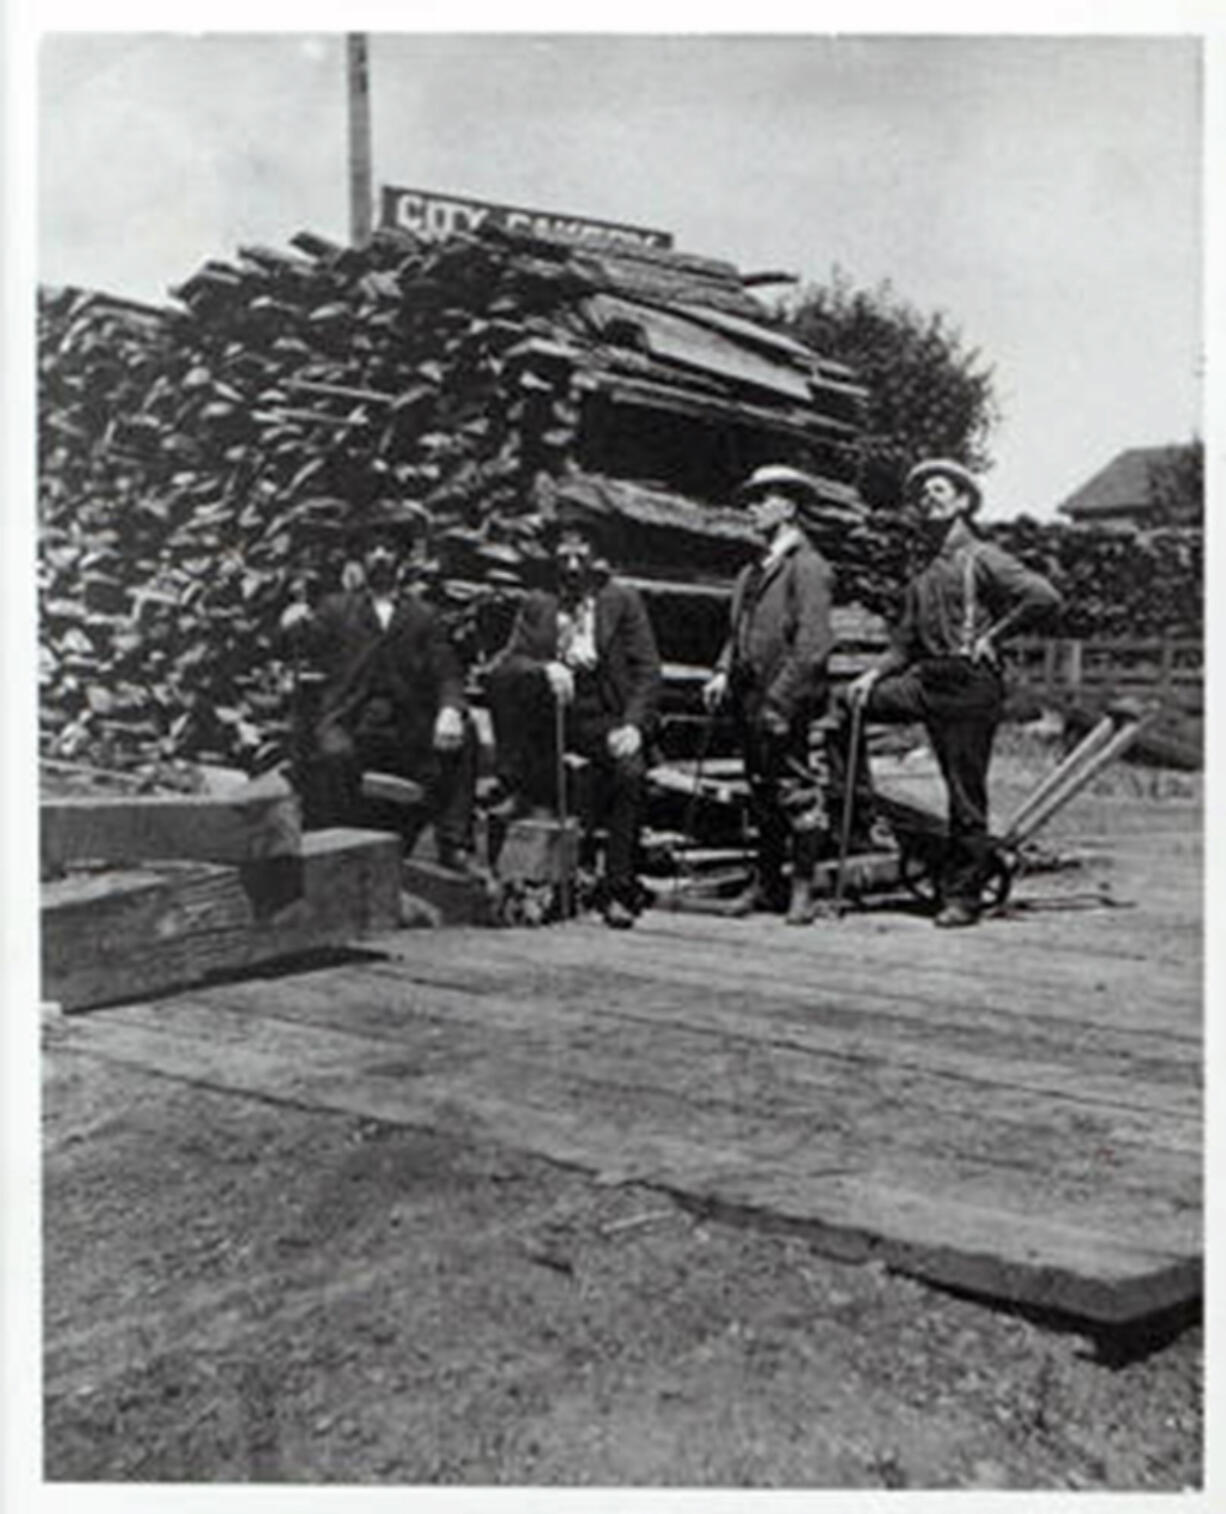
[34, 28, 1204, 522]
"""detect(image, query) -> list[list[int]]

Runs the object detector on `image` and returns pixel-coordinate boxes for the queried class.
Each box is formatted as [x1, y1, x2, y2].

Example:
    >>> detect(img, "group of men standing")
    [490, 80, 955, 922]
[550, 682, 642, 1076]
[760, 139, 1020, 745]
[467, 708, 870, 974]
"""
[283, 458, 1061, 931]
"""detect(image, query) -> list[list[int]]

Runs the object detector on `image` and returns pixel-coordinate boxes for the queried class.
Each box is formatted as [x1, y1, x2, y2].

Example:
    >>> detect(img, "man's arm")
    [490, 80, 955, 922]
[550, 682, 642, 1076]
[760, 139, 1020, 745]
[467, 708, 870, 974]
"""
[703, 571, 746, 712]
[975, 546, 1063, 654]
[279, 589, 340, 663]
[614, 584, 662, 731]
[424, 606, 467, 712]
[490, 592, 552, 674]
[849, 585, 918, 705]
[490, 592, 575, 705]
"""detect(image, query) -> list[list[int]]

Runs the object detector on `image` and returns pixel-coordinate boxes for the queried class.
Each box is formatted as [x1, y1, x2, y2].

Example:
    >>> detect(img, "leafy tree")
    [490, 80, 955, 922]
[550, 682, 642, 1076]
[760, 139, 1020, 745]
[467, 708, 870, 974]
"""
[779, 270, 999, 509]
[1147, 439, 1203, 529]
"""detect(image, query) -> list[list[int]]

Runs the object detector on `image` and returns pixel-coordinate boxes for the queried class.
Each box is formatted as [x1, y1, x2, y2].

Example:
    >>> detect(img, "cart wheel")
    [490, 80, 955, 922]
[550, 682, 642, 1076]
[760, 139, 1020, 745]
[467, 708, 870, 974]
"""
[901, 849, 1014, 909]
[983, 854, 1014, 910]
[900, 848, 941, 906]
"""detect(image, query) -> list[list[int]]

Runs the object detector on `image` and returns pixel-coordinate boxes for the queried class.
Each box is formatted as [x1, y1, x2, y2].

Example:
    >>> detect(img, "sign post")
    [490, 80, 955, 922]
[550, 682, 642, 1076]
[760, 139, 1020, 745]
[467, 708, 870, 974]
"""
[347, 34, 373, 247]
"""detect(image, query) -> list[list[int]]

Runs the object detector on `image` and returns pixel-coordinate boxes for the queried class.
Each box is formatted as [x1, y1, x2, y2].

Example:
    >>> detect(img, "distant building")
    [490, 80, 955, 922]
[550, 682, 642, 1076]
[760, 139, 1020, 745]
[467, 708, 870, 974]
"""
[1057, 446, 1199, 532]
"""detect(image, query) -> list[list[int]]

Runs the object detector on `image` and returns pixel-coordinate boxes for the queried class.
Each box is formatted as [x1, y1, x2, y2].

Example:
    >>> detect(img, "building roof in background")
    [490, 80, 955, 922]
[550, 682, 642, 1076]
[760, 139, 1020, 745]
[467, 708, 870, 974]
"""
[1058, 446, 1185, 521]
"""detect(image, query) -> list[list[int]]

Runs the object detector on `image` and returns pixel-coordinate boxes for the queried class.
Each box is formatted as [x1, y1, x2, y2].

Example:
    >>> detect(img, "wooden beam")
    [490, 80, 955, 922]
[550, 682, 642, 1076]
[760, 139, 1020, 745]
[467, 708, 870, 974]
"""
[42, 827, 401, 1012]
[346, 34, 373, 247]
[41, 777, 301, 874]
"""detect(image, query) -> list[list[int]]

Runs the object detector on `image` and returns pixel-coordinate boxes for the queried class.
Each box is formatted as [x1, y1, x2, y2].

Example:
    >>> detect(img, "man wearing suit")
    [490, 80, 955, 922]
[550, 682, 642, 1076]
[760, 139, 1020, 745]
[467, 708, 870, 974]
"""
[702, 464, 836, 926]
[280, 500, 479, 872]
[486, 522, 662, 928]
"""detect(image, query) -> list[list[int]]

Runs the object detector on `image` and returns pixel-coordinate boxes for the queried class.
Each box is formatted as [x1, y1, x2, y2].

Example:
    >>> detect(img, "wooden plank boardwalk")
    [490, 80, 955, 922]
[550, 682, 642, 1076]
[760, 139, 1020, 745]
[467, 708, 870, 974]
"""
[47, 807, 1201, 1327]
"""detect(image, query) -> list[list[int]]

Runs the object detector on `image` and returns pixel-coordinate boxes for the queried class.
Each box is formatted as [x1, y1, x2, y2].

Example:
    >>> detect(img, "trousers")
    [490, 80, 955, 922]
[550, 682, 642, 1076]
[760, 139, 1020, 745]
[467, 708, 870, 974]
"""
[832, 658, 1004, 907]
[305, 712, 477, 857]
[486, 664, 645, 904]
[734, 708, 830, 892]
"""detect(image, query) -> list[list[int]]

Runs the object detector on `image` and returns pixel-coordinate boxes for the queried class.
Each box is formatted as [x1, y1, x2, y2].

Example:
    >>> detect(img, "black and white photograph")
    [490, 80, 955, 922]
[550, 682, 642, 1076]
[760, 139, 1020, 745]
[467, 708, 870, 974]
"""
[4, 4, 1217, 1505]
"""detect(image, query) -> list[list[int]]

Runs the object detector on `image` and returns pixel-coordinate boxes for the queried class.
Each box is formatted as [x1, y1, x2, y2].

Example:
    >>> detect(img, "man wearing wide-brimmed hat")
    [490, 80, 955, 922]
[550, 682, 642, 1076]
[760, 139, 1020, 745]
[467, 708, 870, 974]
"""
[279, 498, 479, 874]
[837, 458, 1062, 927]
[702, 464, 837, 926]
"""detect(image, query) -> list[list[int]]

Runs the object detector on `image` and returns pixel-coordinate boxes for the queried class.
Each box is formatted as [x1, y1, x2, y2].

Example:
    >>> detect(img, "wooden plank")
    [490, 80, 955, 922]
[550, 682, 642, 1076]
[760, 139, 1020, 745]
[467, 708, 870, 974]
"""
[576, 369, 860, 445]
[69, 984, 1200, 1238]
[365, 926, 1201, 1088]
[196, 964, 1201, 1159]
[42, 828, 400, 1011]
[672, 301, 838, 368]
[45, 807, 1200, 1322]
[370, 906, 1200, 1042]
[608, 900, 1201, 1022]
[586, 294, 816, 402]
[41, 775, 301, 873]
[400, 857, 497, 926]
[48, 972, 1199, 1323]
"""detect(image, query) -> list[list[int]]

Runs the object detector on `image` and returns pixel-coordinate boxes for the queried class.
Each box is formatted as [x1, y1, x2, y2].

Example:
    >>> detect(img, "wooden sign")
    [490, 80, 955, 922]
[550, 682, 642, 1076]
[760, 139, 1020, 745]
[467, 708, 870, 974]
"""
[380, 184, 673, 250]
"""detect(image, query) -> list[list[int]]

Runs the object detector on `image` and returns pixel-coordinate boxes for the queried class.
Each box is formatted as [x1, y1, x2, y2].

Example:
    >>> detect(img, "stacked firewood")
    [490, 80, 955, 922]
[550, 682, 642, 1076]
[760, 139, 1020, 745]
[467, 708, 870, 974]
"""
[37, 224, 871, 773]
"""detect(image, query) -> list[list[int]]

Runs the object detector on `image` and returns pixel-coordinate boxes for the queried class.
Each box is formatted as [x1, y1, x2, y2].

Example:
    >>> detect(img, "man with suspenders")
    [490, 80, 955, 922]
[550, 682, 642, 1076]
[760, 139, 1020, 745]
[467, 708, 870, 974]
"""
[842, 459, 1062, 927]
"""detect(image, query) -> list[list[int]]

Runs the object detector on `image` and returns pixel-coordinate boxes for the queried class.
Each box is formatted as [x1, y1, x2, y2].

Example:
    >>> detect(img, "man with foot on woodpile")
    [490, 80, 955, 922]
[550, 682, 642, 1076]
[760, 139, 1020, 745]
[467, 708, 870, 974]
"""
[486, 521, 662, 929]
[279, 500, 481, 875]
[702, 464, 837, 927]
[836, 458, 1062, 928]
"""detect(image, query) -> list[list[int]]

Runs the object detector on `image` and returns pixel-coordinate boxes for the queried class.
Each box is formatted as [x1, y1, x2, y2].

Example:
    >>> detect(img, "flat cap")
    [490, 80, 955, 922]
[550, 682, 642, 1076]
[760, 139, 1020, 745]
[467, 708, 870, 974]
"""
[737, 463, 823, 502]
[904, 458, 983, 513]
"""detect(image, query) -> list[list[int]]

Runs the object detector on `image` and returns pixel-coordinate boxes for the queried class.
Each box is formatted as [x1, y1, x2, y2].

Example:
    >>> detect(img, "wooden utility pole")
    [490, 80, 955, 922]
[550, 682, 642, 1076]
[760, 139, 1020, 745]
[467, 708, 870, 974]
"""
[347, 33, 372, 246]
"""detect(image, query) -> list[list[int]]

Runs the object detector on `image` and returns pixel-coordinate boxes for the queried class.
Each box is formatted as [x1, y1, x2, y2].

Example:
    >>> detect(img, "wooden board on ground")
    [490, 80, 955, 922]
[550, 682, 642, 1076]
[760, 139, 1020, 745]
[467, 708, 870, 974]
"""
[43, 827, 400, 1012]
[46, 804, 1202, 1324]
[41, 774, 301, 874]
[400, 856, 498, 927]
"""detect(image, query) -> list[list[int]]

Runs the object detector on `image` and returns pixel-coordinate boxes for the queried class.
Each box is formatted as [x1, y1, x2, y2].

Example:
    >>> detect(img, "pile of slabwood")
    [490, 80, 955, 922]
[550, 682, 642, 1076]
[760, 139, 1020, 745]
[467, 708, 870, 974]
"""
[38, 224, 884, 775]
[38, 222, 1201, 785]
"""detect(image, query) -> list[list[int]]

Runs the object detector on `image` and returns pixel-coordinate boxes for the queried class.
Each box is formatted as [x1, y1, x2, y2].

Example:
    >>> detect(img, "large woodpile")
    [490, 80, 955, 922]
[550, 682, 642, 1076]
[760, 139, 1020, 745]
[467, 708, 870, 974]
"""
[38, 224, 874, 775]
[40, 220, 1201, 791]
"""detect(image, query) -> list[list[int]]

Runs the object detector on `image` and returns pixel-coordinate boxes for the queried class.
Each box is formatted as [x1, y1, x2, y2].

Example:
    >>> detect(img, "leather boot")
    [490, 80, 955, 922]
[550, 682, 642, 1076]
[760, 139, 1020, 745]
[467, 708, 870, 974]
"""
[785, 875, 818, 925]
[785, 830, 822, 925]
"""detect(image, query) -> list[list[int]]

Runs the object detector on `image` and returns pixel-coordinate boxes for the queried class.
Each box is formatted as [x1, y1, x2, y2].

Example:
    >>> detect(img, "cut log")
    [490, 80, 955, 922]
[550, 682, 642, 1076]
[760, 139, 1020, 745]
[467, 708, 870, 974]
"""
[40, 776, 301, 874]
[42, 827, 402, 1012]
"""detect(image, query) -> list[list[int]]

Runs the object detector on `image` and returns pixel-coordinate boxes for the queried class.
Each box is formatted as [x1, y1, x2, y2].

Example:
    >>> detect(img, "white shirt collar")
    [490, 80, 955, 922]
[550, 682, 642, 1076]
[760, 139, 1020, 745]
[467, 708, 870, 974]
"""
[761, 523, 804, 571]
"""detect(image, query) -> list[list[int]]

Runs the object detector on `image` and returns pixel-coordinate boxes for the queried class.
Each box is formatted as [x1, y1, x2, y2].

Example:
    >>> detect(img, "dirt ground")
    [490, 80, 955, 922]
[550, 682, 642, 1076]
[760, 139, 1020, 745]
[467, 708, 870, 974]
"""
[40, 759, 1204, 1491]
[42, 1046, 1200, 1491]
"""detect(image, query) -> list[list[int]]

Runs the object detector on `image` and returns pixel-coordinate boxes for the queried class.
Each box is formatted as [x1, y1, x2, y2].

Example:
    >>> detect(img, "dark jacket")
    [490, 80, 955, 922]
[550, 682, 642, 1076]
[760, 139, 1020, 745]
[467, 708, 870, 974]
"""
[295, 589, 466, 752]
[717, 533, 835, 725]
[494, 580, 661, 731]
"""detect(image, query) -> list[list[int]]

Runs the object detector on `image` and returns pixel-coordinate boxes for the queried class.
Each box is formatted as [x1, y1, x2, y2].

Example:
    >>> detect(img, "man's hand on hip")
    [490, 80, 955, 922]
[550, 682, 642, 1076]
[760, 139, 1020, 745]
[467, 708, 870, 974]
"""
[969, 633, 999, 668]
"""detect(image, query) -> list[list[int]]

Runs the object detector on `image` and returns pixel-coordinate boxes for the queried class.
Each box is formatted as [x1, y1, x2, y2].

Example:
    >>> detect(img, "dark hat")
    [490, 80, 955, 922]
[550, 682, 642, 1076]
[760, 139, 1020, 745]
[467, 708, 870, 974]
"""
[903, 459, 983, 514]
[347, 498, 429, 542]
[541, 512, 603, 552]
[736, 463, 823, 503]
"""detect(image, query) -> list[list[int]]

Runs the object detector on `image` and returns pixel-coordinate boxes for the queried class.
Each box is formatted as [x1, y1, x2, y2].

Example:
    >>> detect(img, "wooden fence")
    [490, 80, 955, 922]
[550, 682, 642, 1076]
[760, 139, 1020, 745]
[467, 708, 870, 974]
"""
[1007, 635, 1203, 715]
[651, 599, 1204, 718]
